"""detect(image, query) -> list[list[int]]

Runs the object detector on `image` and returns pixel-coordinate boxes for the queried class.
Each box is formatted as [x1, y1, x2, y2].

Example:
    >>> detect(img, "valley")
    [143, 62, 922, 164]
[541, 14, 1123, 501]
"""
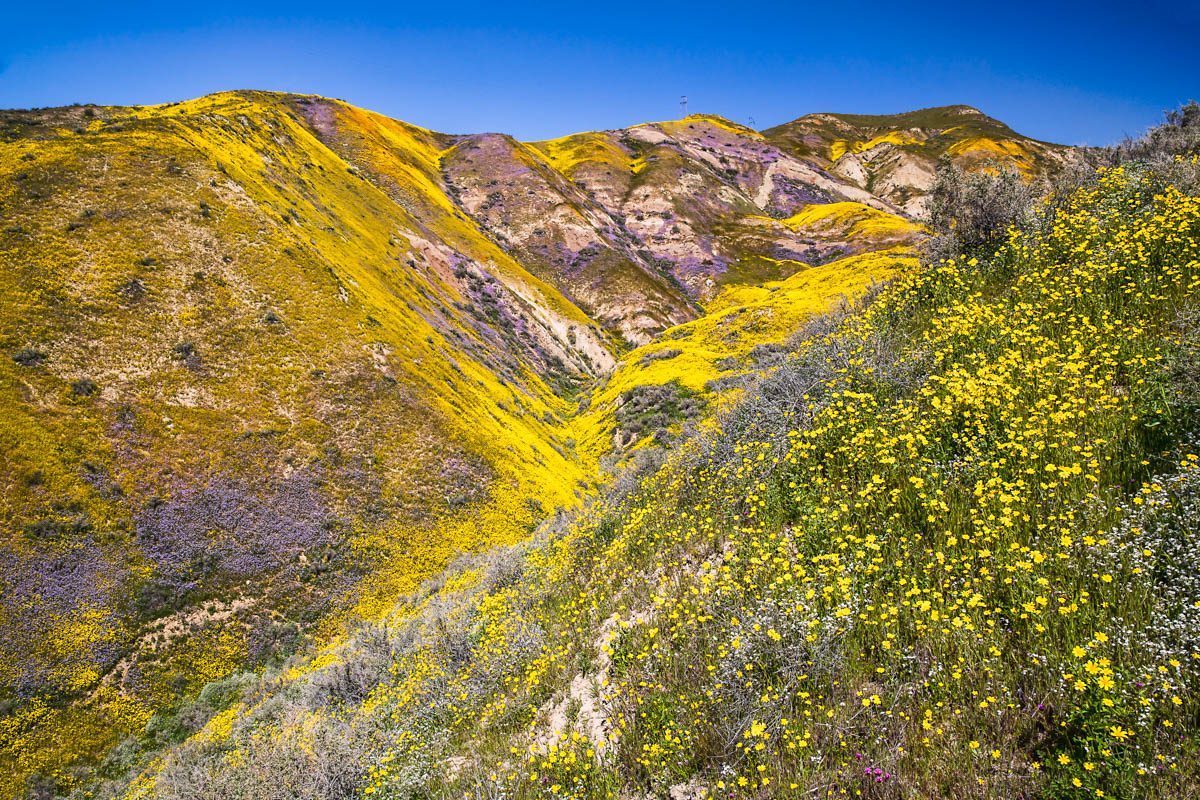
[0, 91, 1109, 796]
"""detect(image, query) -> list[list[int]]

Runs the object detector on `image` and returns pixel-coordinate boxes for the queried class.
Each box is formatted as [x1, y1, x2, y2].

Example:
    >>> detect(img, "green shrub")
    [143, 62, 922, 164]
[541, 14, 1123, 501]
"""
[71, 378, 98, 396]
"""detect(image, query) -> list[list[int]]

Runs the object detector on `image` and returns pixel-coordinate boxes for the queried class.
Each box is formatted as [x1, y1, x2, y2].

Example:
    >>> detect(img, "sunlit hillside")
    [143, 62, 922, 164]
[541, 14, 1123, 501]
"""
[571, 247, 917, 466]
[0, 91, 611, 790]
[72, 146, 1200, 800]
[6, 89, 1179, 800]
[764, 105, 1080, 215]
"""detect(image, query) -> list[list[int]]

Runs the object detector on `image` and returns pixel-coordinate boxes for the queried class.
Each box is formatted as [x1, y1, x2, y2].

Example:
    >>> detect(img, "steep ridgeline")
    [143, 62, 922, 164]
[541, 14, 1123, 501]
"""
[0, 91, 1073, 794]
[764, 104, 1079, 215]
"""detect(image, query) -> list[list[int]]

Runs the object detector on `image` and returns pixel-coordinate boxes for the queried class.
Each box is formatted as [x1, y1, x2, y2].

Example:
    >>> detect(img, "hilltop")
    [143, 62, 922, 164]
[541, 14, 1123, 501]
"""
[764, 104, 1079, 214]
[0, 90, 1100, 797]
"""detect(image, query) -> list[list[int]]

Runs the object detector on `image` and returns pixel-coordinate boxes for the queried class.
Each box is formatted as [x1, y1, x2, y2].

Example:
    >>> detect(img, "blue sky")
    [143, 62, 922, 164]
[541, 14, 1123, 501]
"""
[2, 2, 1195, 144]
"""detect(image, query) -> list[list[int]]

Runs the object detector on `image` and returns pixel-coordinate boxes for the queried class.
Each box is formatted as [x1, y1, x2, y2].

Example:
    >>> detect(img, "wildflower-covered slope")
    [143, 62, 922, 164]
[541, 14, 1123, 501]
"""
[0, 91, 1090, 797]
[0, 90, 612, 790]
[571, 247, 918, 465]
[109, 160, 1200, 800]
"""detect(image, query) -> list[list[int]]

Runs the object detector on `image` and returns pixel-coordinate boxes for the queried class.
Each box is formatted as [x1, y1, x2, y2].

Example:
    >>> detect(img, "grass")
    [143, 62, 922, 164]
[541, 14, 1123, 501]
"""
[5, 93, 1196, 800]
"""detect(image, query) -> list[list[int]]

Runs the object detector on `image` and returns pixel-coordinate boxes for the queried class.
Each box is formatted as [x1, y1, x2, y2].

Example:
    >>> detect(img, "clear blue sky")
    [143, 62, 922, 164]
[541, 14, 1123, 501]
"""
[3, 1, 1195, 145]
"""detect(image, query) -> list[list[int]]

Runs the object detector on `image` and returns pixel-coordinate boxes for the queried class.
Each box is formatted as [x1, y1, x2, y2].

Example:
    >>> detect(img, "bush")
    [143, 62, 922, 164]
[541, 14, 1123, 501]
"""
[171, 341, 202, 370]
[923, 157, 1036, 263]
[921, 103, 1200, 271]
[638, 347, 682, 367]
[12, 347, 46, 366]
[303, 623, 398, 709]
[614, 381, 703, 444]
[704, 373, 748, 393]
[608, 446, 668, 501]
[1113, 100, 1200, 163]
[1049, 102, 1200, 207]
[118, 278, 146, 300]
[71, 377, 98, 396]
[197, 672, 256, 711]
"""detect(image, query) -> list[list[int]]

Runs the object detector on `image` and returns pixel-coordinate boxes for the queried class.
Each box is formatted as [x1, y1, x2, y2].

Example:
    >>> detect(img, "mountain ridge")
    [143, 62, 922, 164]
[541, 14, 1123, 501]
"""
[762, 102, 1078, 214]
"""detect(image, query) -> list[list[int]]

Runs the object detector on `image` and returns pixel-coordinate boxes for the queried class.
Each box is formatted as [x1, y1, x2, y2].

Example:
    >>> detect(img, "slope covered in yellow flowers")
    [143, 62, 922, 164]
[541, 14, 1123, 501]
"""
[64, 149, 1200, 800]
[572, 247, 916, 465]
[0, 90, 948, 796]
[0, 91, 612, 791]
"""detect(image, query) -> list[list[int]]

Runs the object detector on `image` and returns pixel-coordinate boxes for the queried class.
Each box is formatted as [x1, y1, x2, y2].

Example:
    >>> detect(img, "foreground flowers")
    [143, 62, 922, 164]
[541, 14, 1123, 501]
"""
[101, 162, 1200, 800]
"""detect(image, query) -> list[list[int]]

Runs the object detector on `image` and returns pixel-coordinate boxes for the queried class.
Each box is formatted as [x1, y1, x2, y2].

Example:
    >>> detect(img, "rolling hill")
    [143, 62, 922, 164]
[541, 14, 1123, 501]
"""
[0, 91, 1089, 797]
[764, 104, 1080, 214]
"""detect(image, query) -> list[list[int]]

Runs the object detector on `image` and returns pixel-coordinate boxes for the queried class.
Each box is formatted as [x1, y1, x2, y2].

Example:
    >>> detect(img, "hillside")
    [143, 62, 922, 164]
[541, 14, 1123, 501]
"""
[0, 91, 1103, 798]
[441, 113, 924, 343]
[525, 115, 916, 306]
[0, 91, 612, 790]
[571, 247, 918, 466]
[68, 151, 1200, 800]
[764, 105, 1080, 214]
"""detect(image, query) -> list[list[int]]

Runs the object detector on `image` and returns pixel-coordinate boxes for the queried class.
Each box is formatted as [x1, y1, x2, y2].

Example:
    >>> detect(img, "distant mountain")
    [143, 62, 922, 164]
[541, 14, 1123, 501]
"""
[764, 104, 1079, 214]
[441, 113, 922, 344]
